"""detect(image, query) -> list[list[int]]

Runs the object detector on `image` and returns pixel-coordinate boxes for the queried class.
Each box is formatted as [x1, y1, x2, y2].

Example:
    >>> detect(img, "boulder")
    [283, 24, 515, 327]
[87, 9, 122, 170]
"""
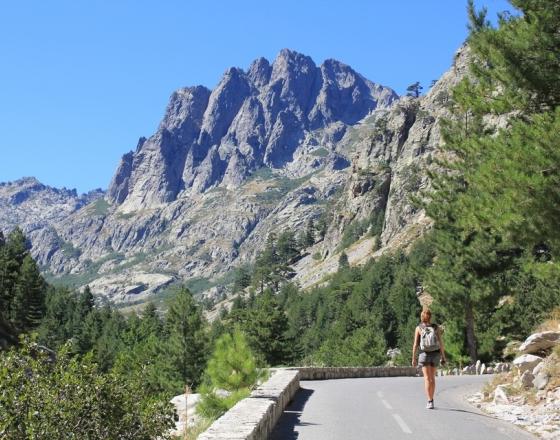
[493, 385, 509, 405]
[533, 372, 549, 390]
[486, 366, 494, 374]
[519, 331, 560, 354]
[520, 370, 535, 388]
[170, 392, 202, 437]
[513, 354, 542, 373]
[533, 362, 544, 376]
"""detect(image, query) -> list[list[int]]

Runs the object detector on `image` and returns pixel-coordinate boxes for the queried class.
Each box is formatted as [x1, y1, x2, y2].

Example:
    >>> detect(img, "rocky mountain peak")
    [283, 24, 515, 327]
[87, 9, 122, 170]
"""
[160, 85, 211, 133]
[108, 49, 397, 211]
[247, 57, 271, 87]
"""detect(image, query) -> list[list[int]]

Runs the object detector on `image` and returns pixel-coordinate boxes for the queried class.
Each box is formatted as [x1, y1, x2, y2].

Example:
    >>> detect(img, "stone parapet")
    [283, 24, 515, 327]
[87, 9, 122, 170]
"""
[198, 366, 416, 439]
[292, 366, 418, 380]
[198, 369, 299, 440]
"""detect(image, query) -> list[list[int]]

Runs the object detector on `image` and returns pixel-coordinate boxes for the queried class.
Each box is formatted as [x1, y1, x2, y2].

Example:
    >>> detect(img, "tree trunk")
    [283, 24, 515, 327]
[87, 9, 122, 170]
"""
[465, 298, 477, 363]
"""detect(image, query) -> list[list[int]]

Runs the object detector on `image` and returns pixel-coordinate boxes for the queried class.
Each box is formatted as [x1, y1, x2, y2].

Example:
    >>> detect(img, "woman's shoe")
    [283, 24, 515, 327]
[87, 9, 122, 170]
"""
[426, 400, 434, 409]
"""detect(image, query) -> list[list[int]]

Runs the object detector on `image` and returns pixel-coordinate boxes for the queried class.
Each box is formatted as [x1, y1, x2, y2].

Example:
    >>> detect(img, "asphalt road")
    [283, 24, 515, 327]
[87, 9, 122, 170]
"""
[270, 375, 536, 440]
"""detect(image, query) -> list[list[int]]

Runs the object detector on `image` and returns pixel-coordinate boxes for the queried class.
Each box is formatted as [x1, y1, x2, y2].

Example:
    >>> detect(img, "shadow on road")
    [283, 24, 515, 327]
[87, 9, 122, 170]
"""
[437, 407, 496, 420]
[269, 387, 316, 440]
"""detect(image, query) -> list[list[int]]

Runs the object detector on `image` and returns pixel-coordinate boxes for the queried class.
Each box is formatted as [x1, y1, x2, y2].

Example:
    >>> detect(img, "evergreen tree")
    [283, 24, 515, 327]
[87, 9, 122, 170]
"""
[38, 287, 77, 349]
[198, 329, 262, 419]
[406, 81, 423, 98]
[277, 230, 299, 263]
[165, 287, 208, 389]
[242, 290, 292, 366]
[139, 302, 163, 338]
[338, 252, 350, 270]
[424, 0, 560, 362]
[12, 255, 46, 331]
[232, 266, 251, 293]
[0, 228, 28, 325]
[304, 219, 316, 247]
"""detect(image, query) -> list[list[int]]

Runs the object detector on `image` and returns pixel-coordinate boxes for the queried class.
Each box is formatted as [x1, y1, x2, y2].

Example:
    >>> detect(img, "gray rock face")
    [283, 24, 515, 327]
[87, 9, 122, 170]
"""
[0, 177, 103, 240]
[110, 49, 397, 213]
[533, 371, 549, 390]
[519, 331, 560, 354]
[513, 354, 543, 373]
[493, 385, 509, 405]
[520, 370, 535, 388]
[316, 46, 473, 261]
[0, 47, 472, 303]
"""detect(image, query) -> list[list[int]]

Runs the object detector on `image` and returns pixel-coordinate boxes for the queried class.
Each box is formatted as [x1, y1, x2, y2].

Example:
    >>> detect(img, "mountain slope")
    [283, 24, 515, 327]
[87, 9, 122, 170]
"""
[0, 47, 469, 304]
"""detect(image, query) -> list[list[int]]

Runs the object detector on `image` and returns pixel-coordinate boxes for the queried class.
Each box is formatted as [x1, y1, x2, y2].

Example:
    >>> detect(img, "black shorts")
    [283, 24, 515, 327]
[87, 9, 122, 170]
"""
[418, 351, 440, 367]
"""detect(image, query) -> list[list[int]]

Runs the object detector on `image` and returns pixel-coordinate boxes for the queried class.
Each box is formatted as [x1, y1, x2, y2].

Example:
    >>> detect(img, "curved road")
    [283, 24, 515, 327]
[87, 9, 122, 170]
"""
[271, 376, 535, 440]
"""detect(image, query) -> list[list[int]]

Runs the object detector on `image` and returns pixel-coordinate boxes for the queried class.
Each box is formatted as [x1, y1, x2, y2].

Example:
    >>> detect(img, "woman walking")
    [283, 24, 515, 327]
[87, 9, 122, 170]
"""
[412, 308, 446, 409]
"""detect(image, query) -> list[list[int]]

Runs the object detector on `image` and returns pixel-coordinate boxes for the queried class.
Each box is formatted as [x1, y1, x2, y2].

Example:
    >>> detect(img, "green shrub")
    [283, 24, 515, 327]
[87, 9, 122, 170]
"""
[0, 338, 174, 439]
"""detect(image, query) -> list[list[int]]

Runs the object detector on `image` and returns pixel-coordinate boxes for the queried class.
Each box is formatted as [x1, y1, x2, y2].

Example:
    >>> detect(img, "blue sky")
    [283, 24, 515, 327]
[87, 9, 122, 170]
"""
[0, 0, 512, 193]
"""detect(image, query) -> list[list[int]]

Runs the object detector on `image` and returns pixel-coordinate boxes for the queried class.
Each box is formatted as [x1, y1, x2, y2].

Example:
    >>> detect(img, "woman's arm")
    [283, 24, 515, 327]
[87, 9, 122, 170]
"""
[437, 326, 446, 364]
[412, 327, 419, 366]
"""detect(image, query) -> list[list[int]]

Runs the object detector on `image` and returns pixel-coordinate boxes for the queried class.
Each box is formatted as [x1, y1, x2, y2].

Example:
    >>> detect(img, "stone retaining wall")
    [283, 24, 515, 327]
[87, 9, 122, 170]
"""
[293, 366, 417, 380]
[198, 366, 418, 439]
[198, 369, 300, 440]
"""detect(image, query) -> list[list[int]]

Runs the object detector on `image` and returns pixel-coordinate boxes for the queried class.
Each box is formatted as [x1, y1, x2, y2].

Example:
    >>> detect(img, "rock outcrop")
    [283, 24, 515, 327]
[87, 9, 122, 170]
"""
[519, 331, 560, 354]
[513, 354, 543, 373]
[0, 47, 471, 302]
[469, 328, 560, 439]
[110, 49, 397, 214]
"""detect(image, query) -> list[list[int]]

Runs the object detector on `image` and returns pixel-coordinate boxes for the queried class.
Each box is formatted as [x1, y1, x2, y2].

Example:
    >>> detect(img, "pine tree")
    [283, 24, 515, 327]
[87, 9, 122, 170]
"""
[165, 287, 208, 388]
[1, 228, 28, 323]
[277, 230, 299, 263]
[242, 290, 292, 365]
[232, 266, 251, 293]
[338, 252, 350, 270]
[198, 329, 262, 419]
[304, 219, 316, 247]
[139, 302, 162, 338]
[13, 255, 46, 331]
[37, 287, 75, 349]
[424, 0, 560, 362]
[406, 81, 423, 98]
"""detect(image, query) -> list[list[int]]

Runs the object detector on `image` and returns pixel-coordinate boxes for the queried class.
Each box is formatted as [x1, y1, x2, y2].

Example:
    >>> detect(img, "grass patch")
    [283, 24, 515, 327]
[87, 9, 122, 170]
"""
[45, 252, 126, 288]
[249, 167, 275, 181]
[186, 277, 214, 294]
[60, 241, 81, 259]
[116, 211, 136, 220]
[310, 147, 329, 158]
[255, 172, 315, 204]
[543, 346, 560, 390]
[537, 306, 560, 332]
[88, 198, 110, 216]
[182, 416, 214, 439]
[336, 209, 385, 252]
[185, 270, 237, 295]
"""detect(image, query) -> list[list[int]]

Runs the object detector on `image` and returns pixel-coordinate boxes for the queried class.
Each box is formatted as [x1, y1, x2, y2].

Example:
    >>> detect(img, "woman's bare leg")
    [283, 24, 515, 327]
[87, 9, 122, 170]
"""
[428, 366, 436, 400]
[422, 366, 431, 400]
